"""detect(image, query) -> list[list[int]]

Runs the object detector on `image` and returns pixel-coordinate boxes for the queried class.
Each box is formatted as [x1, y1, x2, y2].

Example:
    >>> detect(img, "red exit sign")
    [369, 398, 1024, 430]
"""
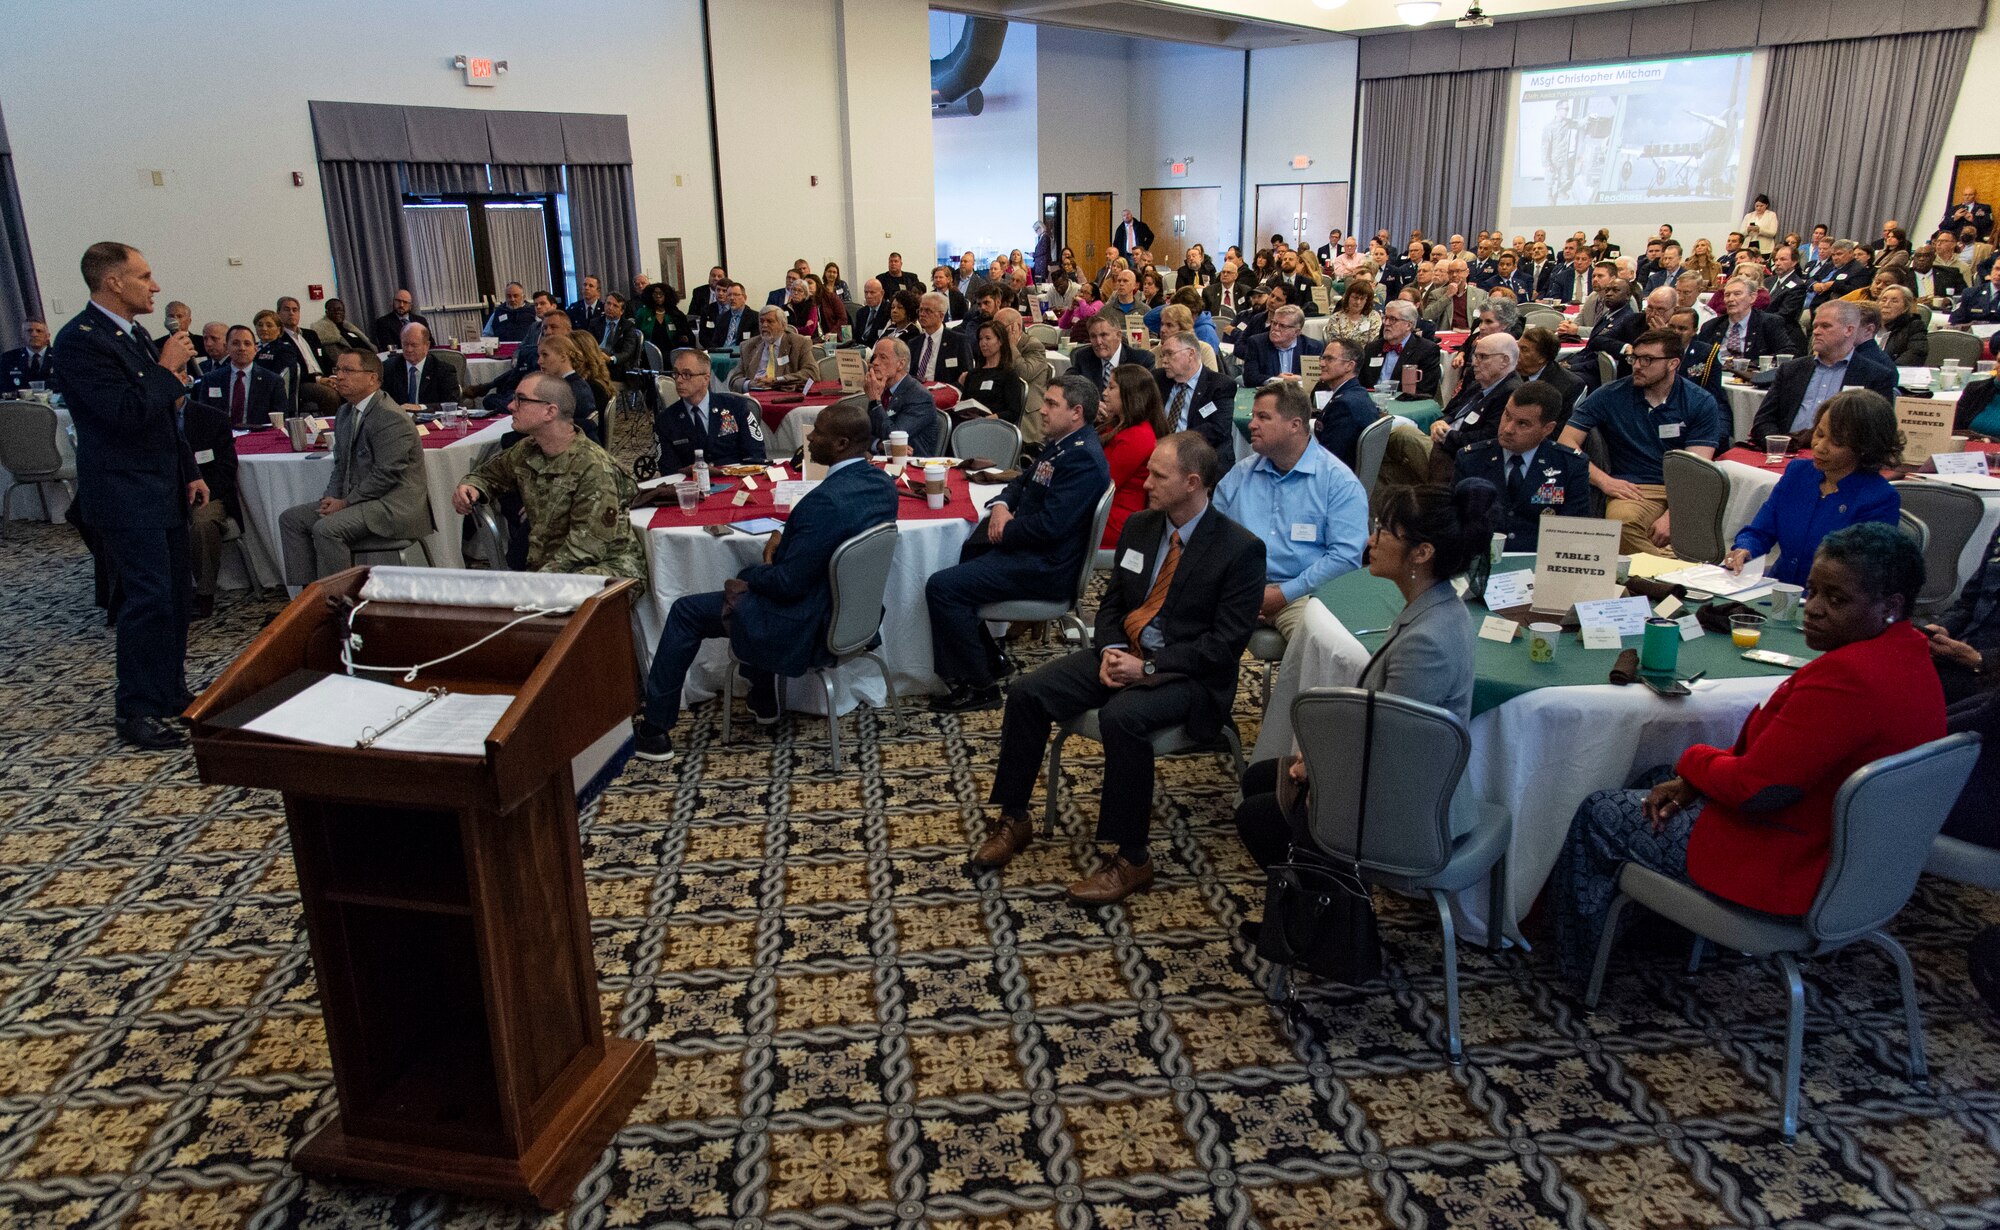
[462, 56, 498, 87]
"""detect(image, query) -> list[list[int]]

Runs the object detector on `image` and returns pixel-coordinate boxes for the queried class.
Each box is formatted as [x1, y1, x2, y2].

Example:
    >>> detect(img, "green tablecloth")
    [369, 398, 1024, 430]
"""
[1312, 558, 1813, 717]
[1233, 394, 1442, 448]
[708, 348, 740, 386]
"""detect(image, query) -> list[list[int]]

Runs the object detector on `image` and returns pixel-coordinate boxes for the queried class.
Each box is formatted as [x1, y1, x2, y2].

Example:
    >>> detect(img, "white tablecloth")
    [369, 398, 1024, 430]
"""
[1718, 459, 2000, 597]
[629, 482, 1007, 716]
[465, 357, 509, 385]
[1258, 596, 1780, 944]
[1302, 317, 1329, 342]
[234, 418, 510, 589]
[1723, 367, 1978, 446]
[0, 402, 74, 521]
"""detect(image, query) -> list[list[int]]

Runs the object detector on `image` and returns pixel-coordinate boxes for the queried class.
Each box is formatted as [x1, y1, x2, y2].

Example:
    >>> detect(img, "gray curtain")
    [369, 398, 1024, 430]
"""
[565, 164, 640, 301]
[318, 161, 412, 323]
[491, 164, 561, 194]
[0, 105, 41, 341]
[403, 162, 489, 195]
[1356, 69, 1510, 244]
[1748, 30, 1975, 241]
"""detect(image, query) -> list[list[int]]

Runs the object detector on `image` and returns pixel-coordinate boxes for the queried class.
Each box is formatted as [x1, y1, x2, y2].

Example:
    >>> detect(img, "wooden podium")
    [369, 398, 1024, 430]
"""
[187, 568, 656, 1208]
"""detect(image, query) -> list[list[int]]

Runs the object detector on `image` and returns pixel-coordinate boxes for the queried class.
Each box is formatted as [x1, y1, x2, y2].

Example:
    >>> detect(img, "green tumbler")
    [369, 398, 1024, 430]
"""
[1640, 617, 1681, 676]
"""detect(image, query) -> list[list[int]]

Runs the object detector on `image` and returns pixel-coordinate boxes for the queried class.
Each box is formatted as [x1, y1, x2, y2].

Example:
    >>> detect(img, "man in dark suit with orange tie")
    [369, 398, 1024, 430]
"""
[53, 242, 209, 749]
[967, 430, 1263, 905]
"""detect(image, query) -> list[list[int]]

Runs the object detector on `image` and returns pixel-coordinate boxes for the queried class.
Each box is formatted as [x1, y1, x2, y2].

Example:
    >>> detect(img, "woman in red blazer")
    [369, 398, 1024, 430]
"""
[1549, 522, 1945, 983]
[1098, 365, 1167, 547]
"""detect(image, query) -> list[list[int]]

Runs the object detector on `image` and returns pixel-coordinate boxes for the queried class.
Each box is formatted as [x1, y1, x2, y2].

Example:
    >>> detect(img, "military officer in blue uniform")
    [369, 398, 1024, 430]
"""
[654, 348, 767, 470]
[1453, 382, 1591, 552]
[927, 374, 1111, 712]
[53, 242, 208, 749]
[1, 319, 55, 392]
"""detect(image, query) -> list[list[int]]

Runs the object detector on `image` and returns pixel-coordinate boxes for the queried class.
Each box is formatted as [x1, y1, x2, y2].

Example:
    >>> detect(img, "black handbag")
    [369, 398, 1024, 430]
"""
[1256, 690, 1384, 986]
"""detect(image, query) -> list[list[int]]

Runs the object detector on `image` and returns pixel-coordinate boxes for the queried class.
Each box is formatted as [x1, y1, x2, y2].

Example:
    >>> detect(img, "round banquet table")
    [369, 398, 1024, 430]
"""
[0, 399, 74, 521]
[1257, 558, 1809, 945]
[628, 465, 1007, 716]
[1720, 366, 1974, 447]
[1716, 445, 2000, 601]
[750, 385, 962, 458]
[464, 356, 509, 385]
[233, 416, 511, 590]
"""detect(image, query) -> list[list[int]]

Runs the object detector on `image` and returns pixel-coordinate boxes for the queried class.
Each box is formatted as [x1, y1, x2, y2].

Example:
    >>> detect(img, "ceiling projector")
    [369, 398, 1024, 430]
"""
[1456, 3, 1494, 28]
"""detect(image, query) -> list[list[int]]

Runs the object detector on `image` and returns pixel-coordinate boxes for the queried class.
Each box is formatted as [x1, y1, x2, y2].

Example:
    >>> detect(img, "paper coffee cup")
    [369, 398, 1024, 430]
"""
[1527, 623, 1560, 663]
[269, 411, 286, 433]
[1767, 582, 1803, 623]
[889, 431, 910, 459]
[924, 462, 946, 509]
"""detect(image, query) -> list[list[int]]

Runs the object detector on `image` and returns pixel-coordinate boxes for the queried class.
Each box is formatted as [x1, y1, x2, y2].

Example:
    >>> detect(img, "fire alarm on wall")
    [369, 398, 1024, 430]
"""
[810, 175, 818, 187]
[291, 171, 304, 187]
[308, 285, 325, 301]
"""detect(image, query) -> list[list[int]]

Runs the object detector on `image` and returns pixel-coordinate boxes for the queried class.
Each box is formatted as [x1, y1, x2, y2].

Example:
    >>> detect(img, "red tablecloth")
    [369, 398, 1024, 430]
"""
[232, 420, 492, 455]
[746, 384, 959, 434]
[648, 463, 979, 529]
[1718, 446, 1791, 474]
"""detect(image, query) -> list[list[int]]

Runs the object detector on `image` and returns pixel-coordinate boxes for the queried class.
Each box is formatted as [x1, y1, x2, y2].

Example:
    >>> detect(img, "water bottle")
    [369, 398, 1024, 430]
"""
[691, 449, 710, 496]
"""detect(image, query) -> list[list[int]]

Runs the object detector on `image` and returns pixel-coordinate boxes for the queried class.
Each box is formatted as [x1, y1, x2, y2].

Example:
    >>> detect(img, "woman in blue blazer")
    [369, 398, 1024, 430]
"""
[1726, 389, 1901, 586]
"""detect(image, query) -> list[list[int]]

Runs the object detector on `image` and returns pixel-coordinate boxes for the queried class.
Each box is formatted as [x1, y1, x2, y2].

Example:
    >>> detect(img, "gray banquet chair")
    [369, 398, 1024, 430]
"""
[976, 483, 1116, 645]
[1586, 732, 1981, 1137]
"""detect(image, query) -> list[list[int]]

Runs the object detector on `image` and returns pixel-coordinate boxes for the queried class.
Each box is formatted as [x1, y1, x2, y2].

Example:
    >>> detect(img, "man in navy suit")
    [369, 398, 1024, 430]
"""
[1071, 314, 1155, 389]
[654, 348, 768, 470]
[1454, 383, 1590, 552]
[1152, 333, 1236, 464]
[1310, 338, 1380, 468]
[53, 242, 208, 749]
[635, 401, 895, 763]
[381, 323, 462, 408]
[189, 325, 285, 430]
[864, 337, 941, 454]
[368, 288, 429, 352]
[1238, 305, 1324, 387]
[967, 430, 1264, 905]
[927, 375, 1111, 713]
[699, 283, 757, 350]
[1548, 252, 1596, 306]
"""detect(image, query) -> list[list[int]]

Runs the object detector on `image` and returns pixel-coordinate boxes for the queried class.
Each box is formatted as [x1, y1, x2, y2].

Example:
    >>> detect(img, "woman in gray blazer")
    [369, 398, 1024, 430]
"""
[1233, 480, 1499, 877]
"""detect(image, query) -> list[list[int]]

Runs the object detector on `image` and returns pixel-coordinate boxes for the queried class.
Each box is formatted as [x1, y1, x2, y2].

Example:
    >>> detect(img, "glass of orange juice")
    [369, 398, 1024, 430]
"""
[1730, 613, 1765, 649]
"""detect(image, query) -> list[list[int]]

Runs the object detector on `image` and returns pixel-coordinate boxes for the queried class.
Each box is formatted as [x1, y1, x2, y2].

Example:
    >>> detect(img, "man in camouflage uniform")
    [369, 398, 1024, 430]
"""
[453, 370, 646, 579]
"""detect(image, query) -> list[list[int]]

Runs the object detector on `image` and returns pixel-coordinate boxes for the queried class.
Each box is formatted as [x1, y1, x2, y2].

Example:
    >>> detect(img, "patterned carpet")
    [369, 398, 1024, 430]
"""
[4, 513, 2000, 1230]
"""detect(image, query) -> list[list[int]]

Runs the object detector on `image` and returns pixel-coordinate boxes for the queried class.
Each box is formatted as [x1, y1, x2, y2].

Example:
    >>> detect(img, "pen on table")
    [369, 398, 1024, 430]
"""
[1352, 627, 1390, 636]
[1681, 670, 1707, 685]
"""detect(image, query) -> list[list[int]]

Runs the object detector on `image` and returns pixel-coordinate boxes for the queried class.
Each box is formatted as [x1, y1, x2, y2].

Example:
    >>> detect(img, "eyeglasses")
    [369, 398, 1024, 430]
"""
[671, 370, 705, 381]
[511, 394, 555, 407]
[1628, 353, 1673, 366]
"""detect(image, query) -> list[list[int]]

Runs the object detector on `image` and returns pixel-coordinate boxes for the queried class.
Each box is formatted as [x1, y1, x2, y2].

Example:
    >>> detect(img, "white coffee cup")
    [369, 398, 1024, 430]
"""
[924, 462, 947, 509]
[889, 430, 910, 460]
[1767, 582, 1803, 623]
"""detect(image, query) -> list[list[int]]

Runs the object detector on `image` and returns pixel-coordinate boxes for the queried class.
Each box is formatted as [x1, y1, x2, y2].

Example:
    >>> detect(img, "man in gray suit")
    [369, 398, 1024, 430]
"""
[278, 349, 431, 585]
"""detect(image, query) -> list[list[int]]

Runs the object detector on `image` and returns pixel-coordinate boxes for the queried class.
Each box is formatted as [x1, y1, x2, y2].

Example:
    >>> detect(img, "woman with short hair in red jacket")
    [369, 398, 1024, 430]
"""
[1549, 521, 1946, 983]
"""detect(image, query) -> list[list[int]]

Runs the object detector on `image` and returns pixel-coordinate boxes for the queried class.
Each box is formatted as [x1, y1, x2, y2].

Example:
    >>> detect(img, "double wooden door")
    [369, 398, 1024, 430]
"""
[1139, 186, 1222, 271]
[1064, 193, 1112, 274]
[1253, 182, 1349, 252]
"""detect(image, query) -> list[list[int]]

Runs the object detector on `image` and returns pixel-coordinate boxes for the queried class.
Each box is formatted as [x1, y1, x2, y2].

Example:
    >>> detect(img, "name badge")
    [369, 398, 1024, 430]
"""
[1290, 522, 1317, 543]
[205, 387, 220, 399]
[1658, 422, 1684, 439]
[1464, 412, 1480, 426]
[944, 357, 959, 369]
[194, 448, 215, 464]
[1120, 548, 1145, 574]
[777, 356, 789, 366]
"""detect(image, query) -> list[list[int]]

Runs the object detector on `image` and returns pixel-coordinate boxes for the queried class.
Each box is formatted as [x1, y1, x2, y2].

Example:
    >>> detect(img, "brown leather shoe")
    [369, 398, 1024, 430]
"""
[969, 813, 1034, 870]
[1067, 856, 1155, 906]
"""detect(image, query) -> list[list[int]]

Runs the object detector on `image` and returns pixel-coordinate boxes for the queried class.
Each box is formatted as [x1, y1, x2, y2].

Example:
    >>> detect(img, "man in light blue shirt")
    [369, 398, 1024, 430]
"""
[1213, 382, 1369, 639]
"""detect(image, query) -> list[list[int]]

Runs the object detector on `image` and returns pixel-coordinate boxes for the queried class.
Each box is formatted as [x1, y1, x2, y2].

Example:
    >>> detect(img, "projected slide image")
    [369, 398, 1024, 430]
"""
[1514, 55, 1752, 210]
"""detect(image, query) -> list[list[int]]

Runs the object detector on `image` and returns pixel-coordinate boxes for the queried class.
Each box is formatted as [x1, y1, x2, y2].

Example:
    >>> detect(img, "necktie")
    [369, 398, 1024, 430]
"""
[231, 371, 246, 425]
[409, 362, 421, 396]
[765, 342, 778, 379]
[919, 334, 934, 381]
[294, 333, 319, 374]
[131, 323, 152, 356]
[1507, 454, 1525, 503]
[1169, 383, 1190, 431]
[1123, 530, 1182, 646]
[1726, 323, 1746, 357]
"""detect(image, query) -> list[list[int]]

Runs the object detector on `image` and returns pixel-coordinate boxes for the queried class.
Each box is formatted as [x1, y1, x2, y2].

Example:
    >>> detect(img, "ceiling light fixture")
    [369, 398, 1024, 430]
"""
[1310, 0, 1349, 10]
[1398, 1, 1442, 23]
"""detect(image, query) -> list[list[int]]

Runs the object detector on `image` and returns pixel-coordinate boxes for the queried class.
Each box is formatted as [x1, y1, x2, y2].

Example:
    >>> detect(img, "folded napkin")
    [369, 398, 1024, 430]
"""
[1623, 577, 1686, 603]
[1609, 648, 1641, 686]
[1696, 599, 1759, 635]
